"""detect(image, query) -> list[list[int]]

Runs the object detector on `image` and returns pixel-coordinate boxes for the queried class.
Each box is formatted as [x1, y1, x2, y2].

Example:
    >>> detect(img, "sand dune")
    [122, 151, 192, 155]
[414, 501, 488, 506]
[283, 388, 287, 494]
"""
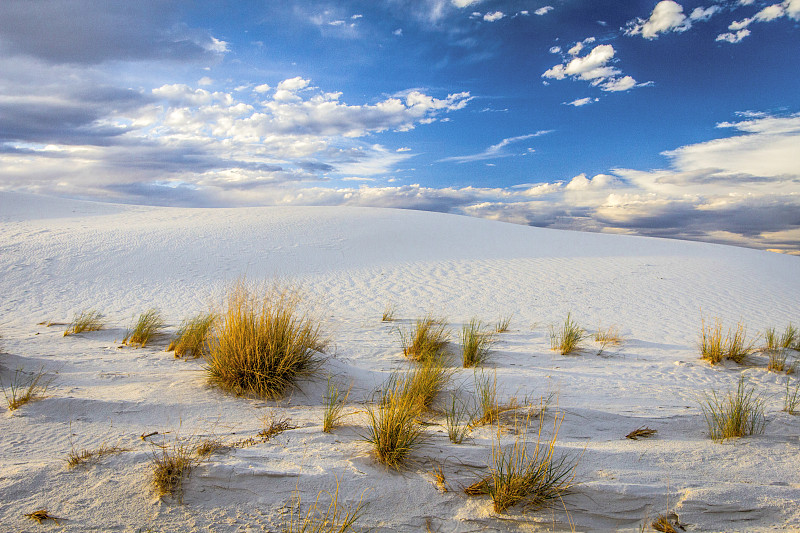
[1, 191, 798, 532]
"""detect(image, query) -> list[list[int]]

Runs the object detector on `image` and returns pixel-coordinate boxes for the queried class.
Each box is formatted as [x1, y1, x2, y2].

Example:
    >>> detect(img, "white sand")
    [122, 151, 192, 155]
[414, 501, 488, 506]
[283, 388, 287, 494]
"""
[1, 191, 799, 532]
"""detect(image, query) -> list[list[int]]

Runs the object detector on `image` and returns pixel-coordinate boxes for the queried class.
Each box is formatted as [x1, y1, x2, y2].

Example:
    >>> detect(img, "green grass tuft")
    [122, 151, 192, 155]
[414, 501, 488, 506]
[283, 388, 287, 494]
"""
[167, 312, 215, 358]
[699, 318, 754, 365]
[399, 316, 449, 362]
[495, 314, 513, 333]
[322, 376, 351, 433]
[460, 318, 495, 368]
[549, 313, 586, 356]
[700, 375, 766, 441]
[2, 366, 49, 410]
[285, 482, 368, 533]
[784, 379, 800, 415]
[123, 308, 165, 347]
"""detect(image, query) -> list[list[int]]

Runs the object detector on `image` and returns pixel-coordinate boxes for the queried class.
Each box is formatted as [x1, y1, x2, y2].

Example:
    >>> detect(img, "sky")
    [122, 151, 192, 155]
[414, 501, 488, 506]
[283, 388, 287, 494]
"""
[1, 0, 799, 253]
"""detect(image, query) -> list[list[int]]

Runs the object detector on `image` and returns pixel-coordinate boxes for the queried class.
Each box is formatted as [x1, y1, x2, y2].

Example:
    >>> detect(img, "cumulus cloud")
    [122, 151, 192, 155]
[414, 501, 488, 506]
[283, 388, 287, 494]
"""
[543, 43, 647, 94]
[717, 1, 799, 42]
[625, 0, 691, 39]
[536, 6, 554, 16]
[452, 0, 480, 7]
[483, 11, 504, 22]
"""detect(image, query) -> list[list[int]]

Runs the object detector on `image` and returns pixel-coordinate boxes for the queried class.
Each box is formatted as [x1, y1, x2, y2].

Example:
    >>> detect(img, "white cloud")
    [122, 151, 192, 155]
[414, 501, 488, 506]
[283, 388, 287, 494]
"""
[438, 132, 549, 163]
[716, 29, 751, 43]
[567, 42, 584, 56]
[689, 6, 720, 21]
[198, 77, 214, 86]
[755, 4, 785, 21]
[277, 77, 311, 92]
[601, 76, 637, 92]
[484, 11, 504, 22]
[543, 43, 646, 93]
[549, 46, 562, 54]
[564, 97, 598, 106]
[452, 0, 480, 7]
[535, 6, 554, 15]
[254, 84, 272, 93]
[625, 0, 691, 39]
[717, 0, 798, 43]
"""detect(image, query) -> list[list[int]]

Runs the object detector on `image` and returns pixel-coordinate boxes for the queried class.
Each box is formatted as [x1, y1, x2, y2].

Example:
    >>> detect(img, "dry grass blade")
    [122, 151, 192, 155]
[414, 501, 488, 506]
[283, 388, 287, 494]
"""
[768, 349, 796, 374]
[63, 309, 104, 336]
[701, 375, 766, 442]
[66, 443, 127, 468]
[168, 312, 215, 358]
[364, 372, 426, 468]
[431, 463, 447, 492]
[381, 304, 396, 322]
[123, 308, 165, 347]
[625, 427, 657, 440]
[194, 438, 226, 457]
[466, 415, 578, 513]
[24, 509, 60, 524]
[470, 370, 533, 427]
[323, 376, 351, 433]
[150, 438, 198, 501]
[652, 512, 685, 532]
[205, 281, 325, 399]
[285, 481, 368, 533]
[783, 379, 800, 414]
[550, 313, 586, 356]
[461, 318, 495, 368]
[399, 315, 449, 362]
[765, 324, 798, 351]
[3, 366, 49, 410]
[444, 392, 472, 444]
[495, 314, 513, 333]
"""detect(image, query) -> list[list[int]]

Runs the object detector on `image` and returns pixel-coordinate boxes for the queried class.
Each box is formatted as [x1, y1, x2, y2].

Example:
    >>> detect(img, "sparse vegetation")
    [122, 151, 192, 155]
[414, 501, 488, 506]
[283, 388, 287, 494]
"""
[194, 438, 225, 457]
[24, 509, 60, 525]
[364, 372, 426, 468]
[465, 415, 578, 513]
[399, 316, 449, 362]
[167, 312, 215, 358]
[381, 304, 396, 322]
[783, 379, 800, 415]
[767, 348, 796, 374]
[231, 414, 296, 448]
[460, 318, 495, 368]
[495, 314, 513, 333]
[444, 392, 472, 444]
[700, 375, 766, 441]
[205, 282, 325, 399]
[323, 377, 351, 433]
[63, 309, 105, 336]
[431, 463, 447, 492]
[764, 324, 798, 351]
[66, 443, 127, 468]
[406, 356, 451, 412]
[2, 366, 49, 410]
[123, 308, 165, 347]
[150, 438, 198, 500]
[594, 325, 623, 356]
[550, 313, 586, 356]
[625, 427, 657, 440]
[699, 318, 754, 365]
[285, 482, 368, 533]
[651, 512, 684, 533]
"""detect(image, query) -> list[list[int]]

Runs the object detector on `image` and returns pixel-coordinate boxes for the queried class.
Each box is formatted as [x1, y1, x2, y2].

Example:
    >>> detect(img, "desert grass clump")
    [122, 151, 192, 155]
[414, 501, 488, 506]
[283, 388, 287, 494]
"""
[783, 380, 800, 415]
[285, 482, 368, 533]
[2, 366, 49, 410]
[24, 509, 60, 525]
[699, 318, 754, 365]
[63, 309, 105, 336]
[399, 315, 449, 362]
[364, 372, 426, 468]
[549, 313, 586, 356]
[123, 308, 165, 347]
[167, 312, 215, 358]
[625, 427, 657, 440]
[764, 324, 798, 351]
[767, 349, 796, 374]
[381, 304, 396, 322]
[406, 356, 451, 412]
[150, 438, 198, 500]
[205, 283, 325, 399]
[465, 416, 578, 513]
[461, 318, 496, 368]
[701, 375, 766, 441]
[444, 392, 473, 444]
[66, 443, 127, 468]
[495, 314, 513, 333]
[322, 377, 351, 433]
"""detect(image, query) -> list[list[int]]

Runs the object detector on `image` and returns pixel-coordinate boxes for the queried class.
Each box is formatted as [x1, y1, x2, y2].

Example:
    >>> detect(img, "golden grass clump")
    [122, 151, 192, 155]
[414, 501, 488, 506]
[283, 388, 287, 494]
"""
[123, 308, 165, 347]
[625, 427, 657, 440]
[3, 366, 49, 410]
[167, 312, 215, 358]
[381, 304, 396, 322]
[701, 376, 766, 442]
[285, 482, 368, 533]
[784, 380, 800, 415]
[495, 314, 513, 333]
[322, 376, 351, 433]
[549, 313, 586, 356]
[444, 392, 472, 444]
[24, 509, 60, 524]
[699, 318, 754, 365]
[465, 415, 578, 514]
[150, 439, 198, 500]
[205, 282, 325, 399]
[399, 316, 449, 362]
[364, 372, 427, 468]
[767, 349, 796, 374]
[63, 309, 105, 336]
[764, 324, 798, 351]
[460, 318, 496, 368]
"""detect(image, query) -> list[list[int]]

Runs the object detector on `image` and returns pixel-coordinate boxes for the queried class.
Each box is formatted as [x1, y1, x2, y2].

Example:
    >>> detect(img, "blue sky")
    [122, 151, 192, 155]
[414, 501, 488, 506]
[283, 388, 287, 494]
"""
[1, 0, 799, 253]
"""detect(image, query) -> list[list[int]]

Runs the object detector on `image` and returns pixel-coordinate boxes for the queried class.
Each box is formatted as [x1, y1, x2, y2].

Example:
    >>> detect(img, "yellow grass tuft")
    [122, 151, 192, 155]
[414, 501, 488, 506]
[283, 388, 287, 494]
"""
[322, 376, 351, 433]
[625, 427, 657, 440]
[381, 304, 396, 322]
[3, 366, 49, 410]
[150, 438, 198, 501]
[167, 312, 215, 358]
[123, 308, 165, 347]
[285, 481, 368, 533]
[495, 314, 513, 333]
[205, 281, 325, 399]
[24, 509, 60, 525]
[699, 318, 754, 365]
[66, 442, 127, 468]
[465, 415, 578, 513]
[550, 313, 586, 356]
[399, 315, 449, 362]
[63, 309, 105, 336]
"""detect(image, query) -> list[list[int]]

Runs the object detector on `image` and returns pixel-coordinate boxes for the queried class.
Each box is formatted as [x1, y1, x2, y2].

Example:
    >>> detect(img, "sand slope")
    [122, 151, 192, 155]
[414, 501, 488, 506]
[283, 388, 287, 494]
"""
[1, 191, 799, 532]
